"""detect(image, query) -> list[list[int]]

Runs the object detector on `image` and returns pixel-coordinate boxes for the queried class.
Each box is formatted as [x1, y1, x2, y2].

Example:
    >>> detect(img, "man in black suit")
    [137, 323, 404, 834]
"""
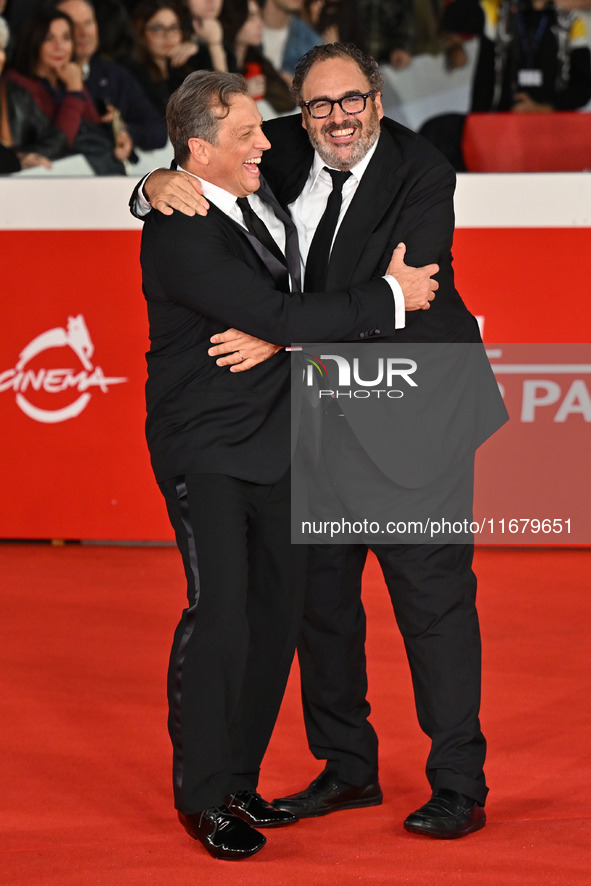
[138, 68, 437, 861]
[140, 43, 506, 841]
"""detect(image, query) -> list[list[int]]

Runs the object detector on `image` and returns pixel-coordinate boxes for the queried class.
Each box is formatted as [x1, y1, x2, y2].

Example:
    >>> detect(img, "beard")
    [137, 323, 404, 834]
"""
[305, 103, 381, 170]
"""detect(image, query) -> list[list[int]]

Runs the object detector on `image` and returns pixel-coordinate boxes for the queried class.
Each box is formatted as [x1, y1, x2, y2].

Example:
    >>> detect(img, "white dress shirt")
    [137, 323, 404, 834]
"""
[290, 137, 405, 328]
[195, 176, 288, 256]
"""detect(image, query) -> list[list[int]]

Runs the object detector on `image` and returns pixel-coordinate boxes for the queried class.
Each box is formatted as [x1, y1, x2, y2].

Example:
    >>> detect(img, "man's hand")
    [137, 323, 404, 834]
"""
[386, 242, 439, 310]
[444, 36, 468, 71]
[102, 106, 134, 161]
[17, 152, 52, 170]
[246, 73, 266, 99]
[389, 49, 412, 70]
[512, 93, 553, 113]
[144, 169, 209, 217]
[113, 128, 134, 162]
[208, 329, 282, 372]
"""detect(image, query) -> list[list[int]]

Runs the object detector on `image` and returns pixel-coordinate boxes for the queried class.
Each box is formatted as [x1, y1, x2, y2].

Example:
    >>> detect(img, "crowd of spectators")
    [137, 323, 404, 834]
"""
[0, 0, 590, 175]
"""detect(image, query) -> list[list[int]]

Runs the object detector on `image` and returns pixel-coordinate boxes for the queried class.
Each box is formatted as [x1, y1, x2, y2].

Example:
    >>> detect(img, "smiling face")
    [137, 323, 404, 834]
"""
[189, 92, 270, 197]
[300, 57, 383, 171]
[36, 17, 74, 74]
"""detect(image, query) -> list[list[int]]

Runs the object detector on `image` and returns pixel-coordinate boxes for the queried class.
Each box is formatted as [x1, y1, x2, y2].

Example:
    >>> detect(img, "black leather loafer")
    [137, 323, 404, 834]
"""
[178, 806, 266, 860]
[272, 769, 382, 818]
[226, 789, 298, 827]
[403, 789, 486, 838]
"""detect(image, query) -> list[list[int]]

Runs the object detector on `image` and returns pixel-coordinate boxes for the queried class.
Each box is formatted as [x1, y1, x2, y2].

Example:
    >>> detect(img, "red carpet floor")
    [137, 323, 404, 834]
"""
[1, 543, 590, 885]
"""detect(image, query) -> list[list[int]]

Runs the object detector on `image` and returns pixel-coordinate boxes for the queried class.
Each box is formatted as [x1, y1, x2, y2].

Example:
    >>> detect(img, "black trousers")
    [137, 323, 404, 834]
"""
[298, 541, 488, 806]
[296, 413, 487, 806]
[159, 470, 306, 813]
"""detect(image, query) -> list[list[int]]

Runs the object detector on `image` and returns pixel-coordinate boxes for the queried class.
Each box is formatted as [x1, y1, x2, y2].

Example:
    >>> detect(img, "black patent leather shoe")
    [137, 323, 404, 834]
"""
[272, 769, 382, 818]
[403, 789, 486, 838]
[178, 806, 266, 860]
[225, 789, 298, 827]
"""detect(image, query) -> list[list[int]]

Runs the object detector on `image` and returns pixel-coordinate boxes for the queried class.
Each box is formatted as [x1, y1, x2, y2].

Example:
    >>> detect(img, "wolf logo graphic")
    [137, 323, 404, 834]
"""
[1, 315, 127, 423]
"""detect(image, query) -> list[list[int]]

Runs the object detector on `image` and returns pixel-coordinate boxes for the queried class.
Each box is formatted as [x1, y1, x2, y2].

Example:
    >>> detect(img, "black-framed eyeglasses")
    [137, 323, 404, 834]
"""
[301, 92, 377, 119]
[145, 23, 182, 36]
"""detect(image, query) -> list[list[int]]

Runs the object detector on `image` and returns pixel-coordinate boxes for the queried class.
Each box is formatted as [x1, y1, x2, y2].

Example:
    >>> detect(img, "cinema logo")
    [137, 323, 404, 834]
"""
[304, 353, 418, 399]
[0, 315, 127, 423]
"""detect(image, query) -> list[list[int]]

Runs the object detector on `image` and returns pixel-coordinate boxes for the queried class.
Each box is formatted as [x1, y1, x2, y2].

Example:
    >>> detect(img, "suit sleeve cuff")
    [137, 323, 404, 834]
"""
[383, 274, 406, 329]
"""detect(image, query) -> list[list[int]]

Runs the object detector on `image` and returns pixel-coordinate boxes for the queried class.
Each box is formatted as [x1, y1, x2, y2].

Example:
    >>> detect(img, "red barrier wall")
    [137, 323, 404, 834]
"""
[1, 176, 589, 540]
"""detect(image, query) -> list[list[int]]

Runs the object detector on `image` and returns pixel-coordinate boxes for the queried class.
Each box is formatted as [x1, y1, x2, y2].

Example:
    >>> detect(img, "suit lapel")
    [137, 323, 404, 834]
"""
[326, 126, 406, 289]
[262, 115, 314, 208]
[280, 162, 313, 207]
[211, 202, 290, 291]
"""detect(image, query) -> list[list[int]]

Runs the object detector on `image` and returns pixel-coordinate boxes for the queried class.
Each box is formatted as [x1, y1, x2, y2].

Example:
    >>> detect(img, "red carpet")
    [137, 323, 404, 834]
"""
[1, 544, 590, 884]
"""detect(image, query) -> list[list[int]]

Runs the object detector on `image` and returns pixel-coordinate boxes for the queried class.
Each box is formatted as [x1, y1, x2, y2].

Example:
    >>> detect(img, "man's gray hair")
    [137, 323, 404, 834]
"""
[167, 70, 249, 167]
[291, 42, 384, 105]
[0, 16, 10, 52]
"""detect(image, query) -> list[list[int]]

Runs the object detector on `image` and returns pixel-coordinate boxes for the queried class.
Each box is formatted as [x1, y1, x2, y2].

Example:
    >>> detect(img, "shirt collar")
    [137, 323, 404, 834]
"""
[309, 133, 381, 189]
[178, 165, 242, 215]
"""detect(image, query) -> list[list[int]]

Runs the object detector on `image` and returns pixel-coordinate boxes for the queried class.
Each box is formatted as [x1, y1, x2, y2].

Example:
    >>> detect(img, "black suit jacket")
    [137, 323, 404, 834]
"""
[260, 114, 508, 484]
[140, 194, 400, 485]
[262, 113, 479, 344]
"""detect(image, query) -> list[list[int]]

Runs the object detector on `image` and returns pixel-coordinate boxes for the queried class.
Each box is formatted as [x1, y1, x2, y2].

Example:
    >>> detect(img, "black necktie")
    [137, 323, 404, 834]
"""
[236, 196, 288, 269]
[304, 168, 352, 291]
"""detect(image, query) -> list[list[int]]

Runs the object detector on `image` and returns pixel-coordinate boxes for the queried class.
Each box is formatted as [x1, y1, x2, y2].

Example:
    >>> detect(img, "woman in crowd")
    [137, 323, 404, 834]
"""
[5, 8, 132, 173]
[220, 0, 296, 112]
[168, 0, 234, 71]
[0, 14, 67, 173]
[126, 1, 201, 116]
